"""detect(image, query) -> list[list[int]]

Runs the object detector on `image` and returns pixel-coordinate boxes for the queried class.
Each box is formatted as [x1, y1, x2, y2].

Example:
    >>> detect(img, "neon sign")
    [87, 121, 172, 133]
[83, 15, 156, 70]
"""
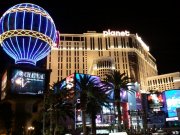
[103, 29, 130, 37]
[0, 3, 57, 65]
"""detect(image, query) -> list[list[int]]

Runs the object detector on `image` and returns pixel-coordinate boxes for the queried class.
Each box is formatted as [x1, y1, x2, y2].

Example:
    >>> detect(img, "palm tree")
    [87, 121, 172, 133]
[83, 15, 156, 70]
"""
[75, 73, 100, 135]
[53, 87, 74, 135]
[86, 84, 110, 135]
[104, 70, 131, 132]
[43, 82, 74, 135]
[13, 110, 31, 135]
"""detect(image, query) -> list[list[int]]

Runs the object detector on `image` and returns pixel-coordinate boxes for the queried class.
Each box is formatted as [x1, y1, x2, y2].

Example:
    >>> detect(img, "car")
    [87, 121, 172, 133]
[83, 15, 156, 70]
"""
[152, 130, 167, 135]
[171, 130, 179, 135]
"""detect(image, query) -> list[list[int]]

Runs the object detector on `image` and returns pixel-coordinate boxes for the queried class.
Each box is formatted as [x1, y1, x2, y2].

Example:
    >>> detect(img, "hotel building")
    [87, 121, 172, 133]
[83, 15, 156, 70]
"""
[146, 72, 180, 92]
[47, 30, 158, 91]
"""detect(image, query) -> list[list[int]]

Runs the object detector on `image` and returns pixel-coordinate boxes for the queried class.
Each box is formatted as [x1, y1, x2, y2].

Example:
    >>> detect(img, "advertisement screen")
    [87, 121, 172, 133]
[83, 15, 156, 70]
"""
[165, 90, 180, 117]
[107, 88, 128, 103]
[75, 73, 101, 90]
[11, 69, 46, 95]
[1, 71, 8, 100]
[136, 92, 142, 110]
[54, 73, 101, 99]
[147, 93, 163, 108]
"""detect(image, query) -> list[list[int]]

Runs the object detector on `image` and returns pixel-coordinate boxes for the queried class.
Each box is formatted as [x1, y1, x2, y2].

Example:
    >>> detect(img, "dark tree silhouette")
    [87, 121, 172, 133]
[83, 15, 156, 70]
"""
[105, 70, 132, 132]
[0, 102, 13, 135]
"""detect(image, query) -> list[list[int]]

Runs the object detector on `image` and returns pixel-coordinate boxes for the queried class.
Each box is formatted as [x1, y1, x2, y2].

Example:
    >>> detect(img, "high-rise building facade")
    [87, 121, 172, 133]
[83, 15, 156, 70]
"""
[146, 72, 180, 92]
[47, 30, 158, 91]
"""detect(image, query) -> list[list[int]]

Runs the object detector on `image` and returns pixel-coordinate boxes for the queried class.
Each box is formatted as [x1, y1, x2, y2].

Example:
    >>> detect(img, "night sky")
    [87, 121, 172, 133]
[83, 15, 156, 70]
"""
[0, 0, 179, 75]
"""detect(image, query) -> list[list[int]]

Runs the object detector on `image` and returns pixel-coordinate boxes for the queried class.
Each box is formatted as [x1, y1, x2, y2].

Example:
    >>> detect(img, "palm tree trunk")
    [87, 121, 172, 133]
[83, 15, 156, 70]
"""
[82, 110, 87, 135]
[114, 89, 122, 132]
[116, 100, 122, 132]
[50, 105, 53, 135]
[91, 113, 96, 135]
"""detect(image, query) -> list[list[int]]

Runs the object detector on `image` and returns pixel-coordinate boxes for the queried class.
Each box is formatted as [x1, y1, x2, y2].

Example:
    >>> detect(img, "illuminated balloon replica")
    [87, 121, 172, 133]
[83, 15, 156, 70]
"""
[0, 3, 57, 65]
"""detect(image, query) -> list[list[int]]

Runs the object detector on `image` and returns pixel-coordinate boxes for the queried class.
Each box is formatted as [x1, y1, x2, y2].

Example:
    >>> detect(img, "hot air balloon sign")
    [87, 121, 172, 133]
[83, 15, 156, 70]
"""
[0, 3, 57, 65]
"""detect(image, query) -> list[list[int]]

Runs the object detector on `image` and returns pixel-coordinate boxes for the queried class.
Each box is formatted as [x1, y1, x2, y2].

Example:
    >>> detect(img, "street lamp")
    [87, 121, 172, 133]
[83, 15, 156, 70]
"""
[27, 126, 34, 135]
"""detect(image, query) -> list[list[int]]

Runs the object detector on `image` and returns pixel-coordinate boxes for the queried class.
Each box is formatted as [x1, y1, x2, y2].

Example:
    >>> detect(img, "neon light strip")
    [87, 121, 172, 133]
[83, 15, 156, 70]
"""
[2, 6, 54, 24]
[52, 25, 56, 43]
[35, 45, 50, 61]
[36, 43, 50, 60]
[22, 4, 27, 59]
[31, 42, 43, 59]
[15, 4, 23, 58]
[3, 41, 17, 59]
[9, 38, 20, 59]
[15, 59, 36, 65]
[27, 4, 34, 58]
[38, 6, 42, 32]
[22, 4, 26, 29]
[34, 43, 50, 60]
[1, 15, 5, 33]
[45, 14, 48, 35]
[29, 35, 38, 59]
[7, 11, 20, 59]
[22, 38, 25, 58]
[6, 40, 19, 59]
[0, 30, 54, 47]
[7, 9, 11, 31]
[36, 49, 50, 61]
[50, 25, 52, 41]
[2, 43, 16, 60]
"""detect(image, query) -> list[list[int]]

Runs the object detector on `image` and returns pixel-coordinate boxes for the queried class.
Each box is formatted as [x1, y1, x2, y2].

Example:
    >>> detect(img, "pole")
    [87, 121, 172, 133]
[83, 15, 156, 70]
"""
[43, 93, 46, 135]
[43, 112, 45, 135]
[75, 104, 76, 130]
[50, 104, 53, 135]
[130, 111, 133, 134]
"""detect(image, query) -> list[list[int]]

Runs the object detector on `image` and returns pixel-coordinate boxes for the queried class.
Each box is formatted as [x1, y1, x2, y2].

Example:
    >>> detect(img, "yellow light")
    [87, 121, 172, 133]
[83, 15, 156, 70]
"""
[28, 126, 35, 130]
[15, 78, 22, 85]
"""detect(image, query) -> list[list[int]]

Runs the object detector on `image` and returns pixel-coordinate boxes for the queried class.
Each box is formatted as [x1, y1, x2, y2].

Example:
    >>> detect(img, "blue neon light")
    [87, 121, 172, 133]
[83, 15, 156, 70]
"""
[9, 38, 20, 59]
[0, 3, 57, 65]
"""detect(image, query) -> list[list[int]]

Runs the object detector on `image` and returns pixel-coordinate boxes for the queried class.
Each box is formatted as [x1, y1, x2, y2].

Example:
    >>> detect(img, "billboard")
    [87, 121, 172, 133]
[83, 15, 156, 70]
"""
[107, 88, 128, 103]
[10, 69, 46, 95]
[75, 73, 101, 90]
[54, 73, 101, 99]
[164, 90, 180, 117]
[147, 93, 163, 109]
[136, 91, 142, 110]
[1, 70, 8, 100]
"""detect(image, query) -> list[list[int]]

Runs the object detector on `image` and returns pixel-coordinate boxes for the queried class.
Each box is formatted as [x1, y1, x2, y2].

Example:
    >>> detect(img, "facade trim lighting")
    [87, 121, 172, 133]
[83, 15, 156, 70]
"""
[136, 34, 149, 51]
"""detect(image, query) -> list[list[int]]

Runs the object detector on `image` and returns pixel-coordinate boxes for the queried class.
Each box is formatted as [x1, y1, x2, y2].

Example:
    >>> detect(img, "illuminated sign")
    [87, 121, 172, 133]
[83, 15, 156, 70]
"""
[103, 29, 130, 37]
[66, 74, 74, 89]
[166, 117, 178, 121]
[165, 90, 180, 117]
[147, 93, 163, 109]
[11, 69, 46, 95]
[0, 3, 57, 65]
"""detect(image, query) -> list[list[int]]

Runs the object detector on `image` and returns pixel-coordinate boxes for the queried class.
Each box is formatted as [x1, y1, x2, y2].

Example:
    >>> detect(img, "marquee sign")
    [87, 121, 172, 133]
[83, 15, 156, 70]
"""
[103, 29, 130, 37]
